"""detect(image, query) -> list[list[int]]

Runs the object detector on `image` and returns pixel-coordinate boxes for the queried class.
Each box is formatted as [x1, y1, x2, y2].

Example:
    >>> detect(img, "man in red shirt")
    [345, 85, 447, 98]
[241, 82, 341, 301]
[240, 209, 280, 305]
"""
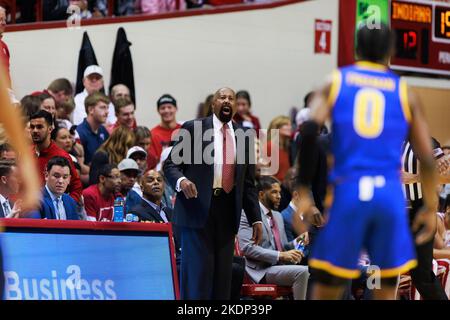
[148, 94, 181, 169]
[83, 164, 121, 222]
[0, 7, 10, 88]
[30, 110, 83, 203]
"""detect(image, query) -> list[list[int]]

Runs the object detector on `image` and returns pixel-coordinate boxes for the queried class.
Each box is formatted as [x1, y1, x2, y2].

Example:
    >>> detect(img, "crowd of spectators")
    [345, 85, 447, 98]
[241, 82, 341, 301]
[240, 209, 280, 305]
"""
[1, 0, 272, 23]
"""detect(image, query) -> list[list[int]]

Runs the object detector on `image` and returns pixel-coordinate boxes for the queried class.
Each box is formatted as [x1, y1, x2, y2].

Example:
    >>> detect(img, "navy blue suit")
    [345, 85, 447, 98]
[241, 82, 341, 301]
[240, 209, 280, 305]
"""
[129, 199, 173, 223]
[164, 115, 261, 299]
[38, 187, 79, 220]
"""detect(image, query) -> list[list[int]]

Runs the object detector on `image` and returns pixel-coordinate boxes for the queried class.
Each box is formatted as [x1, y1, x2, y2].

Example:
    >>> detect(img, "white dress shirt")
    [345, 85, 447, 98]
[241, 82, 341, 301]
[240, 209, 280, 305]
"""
[176, 114, 236, 191]
[73, 89, 117, 126]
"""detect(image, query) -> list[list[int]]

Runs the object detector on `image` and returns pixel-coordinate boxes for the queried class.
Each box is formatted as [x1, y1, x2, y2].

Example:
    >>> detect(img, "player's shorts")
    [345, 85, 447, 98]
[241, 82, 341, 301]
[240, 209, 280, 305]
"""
[309, 175, 417, 279]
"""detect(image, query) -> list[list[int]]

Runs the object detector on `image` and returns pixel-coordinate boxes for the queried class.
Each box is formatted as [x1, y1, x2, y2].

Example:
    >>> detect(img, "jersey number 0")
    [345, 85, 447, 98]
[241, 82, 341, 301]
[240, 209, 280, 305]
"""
[353, 88, 385, 139]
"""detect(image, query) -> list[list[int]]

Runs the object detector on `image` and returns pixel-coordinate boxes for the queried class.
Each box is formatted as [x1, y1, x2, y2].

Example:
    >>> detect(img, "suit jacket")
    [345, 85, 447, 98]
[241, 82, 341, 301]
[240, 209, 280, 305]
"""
[280, 204, 296, 242]
[39, 187, 79, 220]
[0, 198, 13, 218]
[163, 116, 261, 233]
[238, 207, 294, 283]
[129, 199, 173, 223]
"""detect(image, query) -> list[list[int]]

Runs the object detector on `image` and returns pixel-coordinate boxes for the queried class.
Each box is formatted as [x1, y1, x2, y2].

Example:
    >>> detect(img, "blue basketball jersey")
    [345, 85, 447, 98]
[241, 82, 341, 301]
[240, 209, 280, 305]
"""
[329, 61, 411, 182]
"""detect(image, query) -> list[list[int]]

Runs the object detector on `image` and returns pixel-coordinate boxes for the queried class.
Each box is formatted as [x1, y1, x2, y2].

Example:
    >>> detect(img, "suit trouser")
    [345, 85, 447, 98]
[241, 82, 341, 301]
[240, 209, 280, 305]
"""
[264, 265, 310, 300]
[409, 198, 448, 300]
[231, 256, 246, 300]
[180, 189, 236, 300]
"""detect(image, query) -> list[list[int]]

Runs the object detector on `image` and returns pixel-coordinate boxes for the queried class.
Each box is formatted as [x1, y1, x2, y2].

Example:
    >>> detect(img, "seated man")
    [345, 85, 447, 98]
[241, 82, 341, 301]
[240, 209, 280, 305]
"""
[83, 164, 121, 222]
[107, 96, 137, 134]
[38, 156, 79, 220]
[0, 159, 21, 218]
[127, 146, 147, 173]
[129, 169, 172, 224]
[75, 92, 110, 165]
[117, 158, 140, 214]
[124, 146, 148, 211]
[129, 169, 181, 265]
[238, 176, 310, 300]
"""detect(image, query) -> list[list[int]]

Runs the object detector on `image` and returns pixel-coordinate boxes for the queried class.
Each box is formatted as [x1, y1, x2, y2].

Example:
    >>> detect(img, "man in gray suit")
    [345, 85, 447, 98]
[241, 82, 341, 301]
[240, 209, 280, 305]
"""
[238, 176, 310, 300]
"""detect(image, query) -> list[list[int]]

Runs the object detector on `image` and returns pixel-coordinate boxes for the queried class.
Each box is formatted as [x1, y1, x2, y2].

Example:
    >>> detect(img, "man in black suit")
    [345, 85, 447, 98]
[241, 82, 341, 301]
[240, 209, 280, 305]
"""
[129, 169, 181, 268]
[164, 87, 263, 300]
[129, 169, 173, 224]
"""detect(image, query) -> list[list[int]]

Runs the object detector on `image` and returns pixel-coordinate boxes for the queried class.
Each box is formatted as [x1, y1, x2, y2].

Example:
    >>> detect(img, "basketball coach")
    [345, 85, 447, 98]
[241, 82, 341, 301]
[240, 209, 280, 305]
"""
[164, 87, 263, 300]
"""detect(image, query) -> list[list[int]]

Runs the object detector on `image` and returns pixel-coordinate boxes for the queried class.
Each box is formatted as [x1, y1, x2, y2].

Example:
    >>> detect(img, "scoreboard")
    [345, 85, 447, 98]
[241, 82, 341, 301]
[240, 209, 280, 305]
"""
[390, 0, 450, 76]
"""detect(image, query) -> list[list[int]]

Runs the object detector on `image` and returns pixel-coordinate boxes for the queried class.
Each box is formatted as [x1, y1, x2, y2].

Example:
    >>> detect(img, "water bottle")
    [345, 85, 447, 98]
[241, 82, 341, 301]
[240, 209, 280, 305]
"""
[295, 240, 305, 255]
[295, 239, 308, 258]
[113, 197, 125, 222]
[125, 213, 139, 222]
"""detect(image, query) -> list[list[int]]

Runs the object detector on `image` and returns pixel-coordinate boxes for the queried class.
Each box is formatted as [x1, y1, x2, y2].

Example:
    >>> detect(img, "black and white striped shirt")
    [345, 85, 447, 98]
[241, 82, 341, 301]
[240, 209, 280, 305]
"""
[402, 140, 444, 202]
[402, 141, 422, 201]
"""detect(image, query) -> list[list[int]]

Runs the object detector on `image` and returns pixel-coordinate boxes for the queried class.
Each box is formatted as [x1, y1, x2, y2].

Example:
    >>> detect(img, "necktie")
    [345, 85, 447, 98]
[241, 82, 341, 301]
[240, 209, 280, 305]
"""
[54, 197, 67, 220]
[267, 211, 283, 251]
[54, 198, 61, 220]
[221, 124, 235, 193]
[2, 201, 10, 217]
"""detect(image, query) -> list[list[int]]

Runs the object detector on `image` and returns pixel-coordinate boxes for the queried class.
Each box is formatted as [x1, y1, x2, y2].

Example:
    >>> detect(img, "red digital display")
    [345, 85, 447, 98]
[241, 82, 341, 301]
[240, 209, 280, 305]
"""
[396, 29, 418, 59]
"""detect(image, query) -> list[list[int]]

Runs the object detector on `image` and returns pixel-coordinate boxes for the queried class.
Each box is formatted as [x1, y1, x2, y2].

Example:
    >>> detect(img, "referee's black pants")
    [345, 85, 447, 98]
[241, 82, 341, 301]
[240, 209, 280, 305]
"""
[409, 199, 448, 300]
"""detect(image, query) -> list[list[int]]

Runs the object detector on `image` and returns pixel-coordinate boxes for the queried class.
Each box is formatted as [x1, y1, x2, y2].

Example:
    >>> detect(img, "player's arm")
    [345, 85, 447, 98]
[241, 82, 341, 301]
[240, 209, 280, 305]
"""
[407, 87, 439, 245]
[0, 65, 40, 212]
[294, 73, 336, 231]
[296, 79, 332, 189]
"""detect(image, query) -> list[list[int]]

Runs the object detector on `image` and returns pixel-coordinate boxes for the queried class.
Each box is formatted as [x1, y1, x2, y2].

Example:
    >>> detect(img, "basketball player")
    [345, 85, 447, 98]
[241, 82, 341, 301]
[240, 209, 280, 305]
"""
[296, 23, 438, 300]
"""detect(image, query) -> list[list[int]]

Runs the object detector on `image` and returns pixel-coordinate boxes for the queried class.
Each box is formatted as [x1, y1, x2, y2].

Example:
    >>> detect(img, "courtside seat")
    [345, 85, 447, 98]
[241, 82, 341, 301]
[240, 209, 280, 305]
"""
[234, 238, 293, 299]
[436, 259, 450, 298]
[407, 259, 449, 300]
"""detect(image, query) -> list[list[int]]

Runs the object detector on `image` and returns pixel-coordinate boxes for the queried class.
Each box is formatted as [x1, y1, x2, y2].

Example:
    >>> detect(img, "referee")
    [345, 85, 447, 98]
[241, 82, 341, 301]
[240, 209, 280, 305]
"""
[402, 139, 448, 300]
